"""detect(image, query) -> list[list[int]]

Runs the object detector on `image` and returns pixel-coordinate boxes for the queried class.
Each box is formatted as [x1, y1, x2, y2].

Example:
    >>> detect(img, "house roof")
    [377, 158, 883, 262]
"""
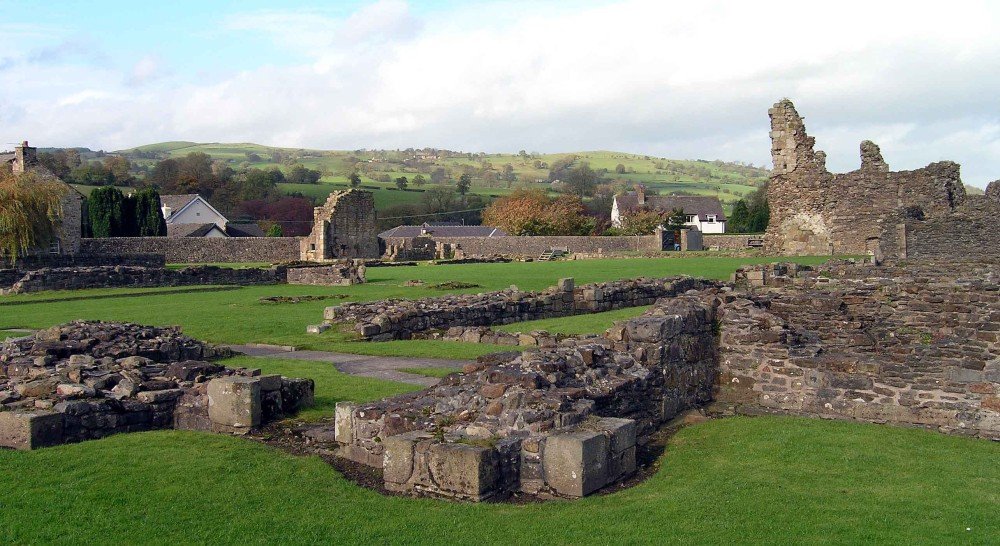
[615, 192, 726, 221]
[379, 223, 508, 238]
[166, 223, 224, 237]
[159, 194, 200, 213]
[226, 223, 266, 237]
[0, 153, 15, 164]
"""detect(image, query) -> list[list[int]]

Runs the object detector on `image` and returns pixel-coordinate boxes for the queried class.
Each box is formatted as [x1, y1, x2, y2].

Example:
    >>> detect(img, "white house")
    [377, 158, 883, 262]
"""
[611, 186, 727, 234]
[160, 194, 265, 238]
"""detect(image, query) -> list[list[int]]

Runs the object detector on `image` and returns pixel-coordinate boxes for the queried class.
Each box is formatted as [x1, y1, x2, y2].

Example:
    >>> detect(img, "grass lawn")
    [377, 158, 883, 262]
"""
[495, 305, 651, 335]
[222, 355, 419, 421]
[0, 415, 995, 544]
[0, 256, 835, 358]
[398, 366, 462, 378]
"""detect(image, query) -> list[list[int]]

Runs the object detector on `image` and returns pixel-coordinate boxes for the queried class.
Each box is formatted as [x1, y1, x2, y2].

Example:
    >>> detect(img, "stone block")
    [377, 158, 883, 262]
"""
[280, 378, 315, 413]
[542, 429, 609, 497]
[382, 430, 427, 484]
[207, 377, 261, 428]
[258, 374, 282, 392]
[427, 441, 500, 498]
[334, 402, 355, 443]
[0, 410, 64, 450]
[306, 323, 330, 334]
[591, 417, 637, 455]
[558, 277, 574, 292]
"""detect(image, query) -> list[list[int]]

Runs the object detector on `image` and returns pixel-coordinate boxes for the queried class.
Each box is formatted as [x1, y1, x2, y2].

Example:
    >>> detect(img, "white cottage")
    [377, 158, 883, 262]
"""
[611, 186, 727, 234]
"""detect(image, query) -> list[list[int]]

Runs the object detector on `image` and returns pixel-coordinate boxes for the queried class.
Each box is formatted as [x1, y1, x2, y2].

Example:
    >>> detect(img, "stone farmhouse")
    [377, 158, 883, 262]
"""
[1, 141, 84, 256]
[611, 186, 727, 233]
[161, 194, 264, 238]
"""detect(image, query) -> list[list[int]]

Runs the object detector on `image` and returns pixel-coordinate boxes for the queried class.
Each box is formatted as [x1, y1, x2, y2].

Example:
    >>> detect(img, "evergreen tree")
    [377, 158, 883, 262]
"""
[728, 199, 751, 232]
[88, 186, 125, 237]
[133, 188, 167, 236]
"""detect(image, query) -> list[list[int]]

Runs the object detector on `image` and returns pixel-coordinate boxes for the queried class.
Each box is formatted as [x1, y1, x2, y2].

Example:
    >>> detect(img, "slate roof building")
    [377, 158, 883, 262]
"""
[612, 186, 727, 233]
[160, 194, 263, 238]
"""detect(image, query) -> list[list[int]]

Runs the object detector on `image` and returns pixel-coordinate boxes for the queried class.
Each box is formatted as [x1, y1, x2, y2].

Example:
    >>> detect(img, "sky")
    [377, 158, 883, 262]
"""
[1, 0, 999, 187]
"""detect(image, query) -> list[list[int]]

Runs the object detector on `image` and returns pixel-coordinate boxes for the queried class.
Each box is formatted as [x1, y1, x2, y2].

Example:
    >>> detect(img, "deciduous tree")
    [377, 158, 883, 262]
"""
[0, 169, 68, 263]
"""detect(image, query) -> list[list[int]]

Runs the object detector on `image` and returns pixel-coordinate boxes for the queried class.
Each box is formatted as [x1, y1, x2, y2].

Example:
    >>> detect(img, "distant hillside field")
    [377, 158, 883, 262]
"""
[118, 142, 769, 214]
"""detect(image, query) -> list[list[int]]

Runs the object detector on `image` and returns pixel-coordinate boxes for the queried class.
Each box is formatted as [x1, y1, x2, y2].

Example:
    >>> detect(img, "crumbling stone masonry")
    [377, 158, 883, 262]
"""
[717, 260, 1000, 437]
[320, 277, 714, 340]
[327, 258, 998, 501]
[334, 295, 720, 500]
[301, 189, 380, 261]
[0, 322, 314, 449]
[285, 261, 366, 286]
[764, 99, 999, 258]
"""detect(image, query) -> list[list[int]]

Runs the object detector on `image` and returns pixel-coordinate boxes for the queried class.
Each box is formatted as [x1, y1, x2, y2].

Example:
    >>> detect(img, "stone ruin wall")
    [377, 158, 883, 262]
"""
[334, 295, 720, 500]
[320, 276, 715, 340]
[327, 258, 998, 501]
[719, 261, 1000, 438]
[0, 322, 314, 450]
[301, 189, 380, 261]
[763, 99, 999, 258]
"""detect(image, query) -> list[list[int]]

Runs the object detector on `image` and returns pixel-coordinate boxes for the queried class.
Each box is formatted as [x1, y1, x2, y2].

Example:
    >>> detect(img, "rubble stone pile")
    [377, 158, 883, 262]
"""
[0, 321, 314, 450]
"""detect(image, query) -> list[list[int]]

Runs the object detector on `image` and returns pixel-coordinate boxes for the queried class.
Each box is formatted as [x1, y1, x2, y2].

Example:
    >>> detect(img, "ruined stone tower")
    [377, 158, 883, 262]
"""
[300, 189, 379, 261]
[764, 100, 966, 257]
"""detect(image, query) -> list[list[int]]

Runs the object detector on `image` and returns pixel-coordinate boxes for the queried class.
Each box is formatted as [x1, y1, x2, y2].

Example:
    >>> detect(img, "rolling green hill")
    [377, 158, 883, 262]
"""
[118, 142, 768, 213]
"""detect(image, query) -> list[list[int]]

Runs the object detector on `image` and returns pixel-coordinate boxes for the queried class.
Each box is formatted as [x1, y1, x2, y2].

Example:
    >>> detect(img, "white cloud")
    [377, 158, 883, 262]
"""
[3, 0, 1000, 186]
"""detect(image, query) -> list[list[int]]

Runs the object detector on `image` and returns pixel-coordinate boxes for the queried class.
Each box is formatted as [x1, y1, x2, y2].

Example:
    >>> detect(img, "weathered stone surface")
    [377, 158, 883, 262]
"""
[764, 99, 998, 260]
[543, 430, 609, 497]
[207, 377, 261, 429]
[0, 411, 64, 450]
[300, 189, 379, 261]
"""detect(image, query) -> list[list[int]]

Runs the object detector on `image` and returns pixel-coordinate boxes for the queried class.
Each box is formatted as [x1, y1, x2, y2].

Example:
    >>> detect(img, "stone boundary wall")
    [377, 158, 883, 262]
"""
[80, 237, 301, 264]
[321, 276, 715, 340]
[5, 265, 288, 294]
[334, 295, 719, 500]
[415, 235, 661, 258]
[900, 218, 1000, 260]
[703, 234, 764, 250]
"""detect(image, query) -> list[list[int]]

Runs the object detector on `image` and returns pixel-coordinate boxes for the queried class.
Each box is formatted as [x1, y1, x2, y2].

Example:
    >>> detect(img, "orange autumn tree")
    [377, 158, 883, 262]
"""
[481, 188, 594, 235]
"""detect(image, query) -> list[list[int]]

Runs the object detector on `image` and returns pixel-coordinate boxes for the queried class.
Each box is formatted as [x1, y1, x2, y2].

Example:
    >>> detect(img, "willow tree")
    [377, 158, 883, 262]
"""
[0, 169, 68, 263]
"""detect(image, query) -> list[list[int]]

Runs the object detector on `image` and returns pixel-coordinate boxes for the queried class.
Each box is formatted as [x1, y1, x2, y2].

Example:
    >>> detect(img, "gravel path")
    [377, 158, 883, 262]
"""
[226, 344, 468, 387]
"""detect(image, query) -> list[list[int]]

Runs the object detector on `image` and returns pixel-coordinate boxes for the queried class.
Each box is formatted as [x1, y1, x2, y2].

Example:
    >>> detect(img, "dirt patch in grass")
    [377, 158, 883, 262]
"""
[258, 294, 349, 304]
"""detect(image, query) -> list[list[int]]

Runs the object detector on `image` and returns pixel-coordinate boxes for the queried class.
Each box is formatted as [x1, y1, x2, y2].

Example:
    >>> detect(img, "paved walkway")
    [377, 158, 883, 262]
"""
[226, 344, 469, 387]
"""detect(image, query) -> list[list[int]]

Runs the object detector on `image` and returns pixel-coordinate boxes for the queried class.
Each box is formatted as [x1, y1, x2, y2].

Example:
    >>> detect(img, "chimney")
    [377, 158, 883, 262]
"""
[13, 140, 37, 174]
[636, 184, 646, 205]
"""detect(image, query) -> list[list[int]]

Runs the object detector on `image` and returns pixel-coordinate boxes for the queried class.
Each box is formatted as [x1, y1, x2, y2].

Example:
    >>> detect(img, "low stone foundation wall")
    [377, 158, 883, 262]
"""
[334, 295, 719, 499]
[0, 321, 314, 450]
[80, 237, 301, 264]
[321, 276, 715, 340]
[4, 265, 288, 294]
[703, 234, 765, 251]
[420, 235, 661, 258]
[286, 261, 366, 286]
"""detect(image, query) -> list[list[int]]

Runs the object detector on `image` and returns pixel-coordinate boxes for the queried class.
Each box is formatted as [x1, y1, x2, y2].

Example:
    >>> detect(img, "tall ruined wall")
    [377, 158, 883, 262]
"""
[301, 189, 379, 261]
[764, 100, 972, 257]
[80, 237, 300, 263]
